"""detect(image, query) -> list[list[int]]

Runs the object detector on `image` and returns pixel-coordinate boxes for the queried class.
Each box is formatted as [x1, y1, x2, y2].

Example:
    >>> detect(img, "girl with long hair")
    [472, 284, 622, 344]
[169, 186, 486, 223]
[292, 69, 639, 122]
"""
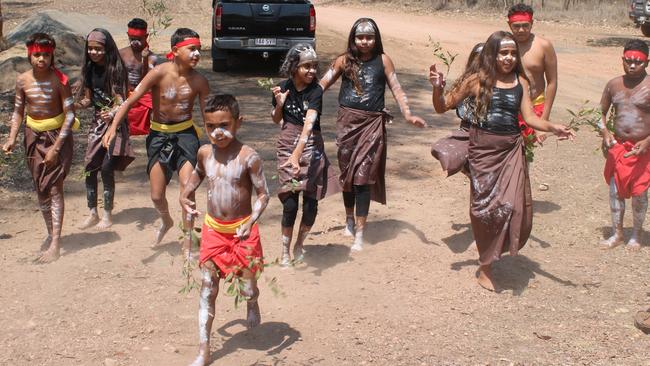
[320, 18, 426, 251]
[76, 28, 134, 230]
[271, 44, 338, 265]
[430, 31, 574, 291]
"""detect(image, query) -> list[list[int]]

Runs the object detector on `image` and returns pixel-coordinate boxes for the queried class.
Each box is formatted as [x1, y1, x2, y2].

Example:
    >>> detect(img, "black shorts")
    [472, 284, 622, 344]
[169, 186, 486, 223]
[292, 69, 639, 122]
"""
[146, 127, 199, 184]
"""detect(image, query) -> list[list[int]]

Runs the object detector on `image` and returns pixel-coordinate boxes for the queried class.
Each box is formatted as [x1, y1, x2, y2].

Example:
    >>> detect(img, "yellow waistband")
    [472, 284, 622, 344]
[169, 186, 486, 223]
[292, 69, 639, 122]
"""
[26, 113, 80, 132]
[150, 119, 203, 138]
[531, 94, 545, 106]
[204, 215, 251, 234]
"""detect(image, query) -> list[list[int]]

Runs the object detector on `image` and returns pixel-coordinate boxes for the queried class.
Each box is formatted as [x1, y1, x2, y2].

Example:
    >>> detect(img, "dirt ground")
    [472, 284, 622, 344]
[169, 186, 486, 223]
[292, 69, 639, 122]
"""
[1, 1, 650, 365]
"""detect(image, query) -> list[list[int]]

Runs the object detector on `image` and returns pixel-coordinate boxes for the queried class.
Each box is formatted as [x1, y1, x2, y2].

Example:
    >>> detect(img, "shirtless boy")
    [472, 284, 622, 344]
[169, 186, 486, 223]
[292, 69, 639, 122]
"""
[180, 94, 269, 366]
[2, 33, 77, 262]
[600, 40, 650, 250]
[119, 18, 157, 136]
[103, 28, 210, 248]
[508, 3, 558, 138]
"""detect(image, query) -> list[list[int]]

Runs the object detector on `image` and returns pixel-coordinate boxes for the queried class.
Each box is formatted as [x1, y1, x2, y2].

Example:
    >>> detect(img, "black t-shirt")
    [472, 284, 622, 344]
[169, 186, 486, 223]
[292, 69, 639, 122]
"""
[84, 65, 112, 111]
[272, 79, 323, 131]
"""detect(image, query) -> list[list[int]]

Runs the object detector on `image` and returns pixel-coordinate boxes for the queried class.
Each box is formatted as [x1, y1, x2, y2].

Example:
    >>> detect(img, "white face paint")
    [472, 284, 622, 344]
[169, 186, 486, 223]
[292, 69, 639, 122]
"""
[211, 127, 233, 140]
[355, 36, 375, 50]
[189, 49, 201, 59]
[87, 49, 106, 56]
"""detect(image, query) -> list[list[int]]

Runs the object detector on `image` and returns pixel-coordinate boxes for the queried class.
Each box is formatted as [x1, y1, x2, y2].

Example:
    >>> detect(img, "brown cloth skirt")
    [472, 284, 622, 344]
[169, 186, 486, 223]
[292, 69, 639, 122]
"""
[276, 122, 340, 200]
[84, 114, 134, 173]
[24, 127, 73, 194]
[336, 106, 390, 204]
[431, 127, 470, 177]
[468, 126, 533, 265]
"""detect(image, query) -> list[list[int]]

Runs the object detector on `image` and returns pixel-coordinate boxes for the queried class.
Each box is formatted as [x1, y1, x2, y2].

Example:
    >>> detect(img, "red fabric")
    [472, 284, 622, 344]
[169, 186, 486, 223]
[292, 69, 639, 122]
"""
[517, 102, 544, 141]
[508, 12, 533, 23]
[127, 28, 147, 37]
[624, 50, 648, 62]
[200, 220, 264, 278]
[127, 92, 152, 135]
[166, 37, 201, 60]
[604, 141, 650, 199]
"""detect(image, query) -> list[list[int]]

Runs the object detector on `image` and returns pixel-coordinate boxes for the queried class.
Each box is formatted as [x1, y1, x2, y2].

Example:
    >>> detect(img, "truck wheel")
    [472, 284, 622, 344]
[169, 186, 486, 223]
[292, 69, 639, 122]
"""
[212, 58, 227, 72]
[642, 24, 650, 37]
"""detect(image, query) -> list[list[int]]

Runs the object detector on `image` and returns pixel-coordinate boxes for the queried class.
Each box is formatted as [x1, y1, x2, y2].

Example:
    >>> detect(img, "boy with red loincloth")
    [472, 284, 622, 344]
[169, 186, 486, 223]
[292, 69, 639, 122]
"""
[507, 3, 558, 143]
[180, 94, 270, 366]
[600, 40, 650, 250]
[119, 18, 157, 136]
[2, 33, 78, 262]
[103, 28, 210, 248]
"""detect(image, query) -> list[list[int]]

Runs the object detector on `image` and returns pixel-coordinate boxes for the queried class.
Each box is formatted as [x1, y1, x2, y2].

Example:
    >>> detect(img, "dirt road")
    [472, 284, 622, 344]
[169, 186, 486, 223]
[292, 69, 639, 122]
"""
[1, 1, 650, 365]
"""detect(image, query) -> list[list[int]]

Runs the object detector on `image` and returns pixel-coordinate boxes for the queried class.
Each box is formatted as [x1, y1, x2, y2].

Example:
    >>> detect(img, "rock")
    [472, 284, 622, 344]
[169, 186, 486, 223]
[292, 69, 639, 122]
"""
[103, 358, 118, 366]
[538, 183, 549, 191]
[94, 329, 103, 336]
[163, 344, 178, 353]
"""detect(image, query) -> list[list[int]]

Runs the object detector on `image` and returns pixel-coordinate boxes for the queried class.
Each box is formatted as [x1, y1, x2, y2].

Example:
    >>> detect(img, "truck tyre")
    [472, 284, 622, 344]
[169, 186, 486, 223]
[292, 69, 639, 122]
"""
[642, 24, 650, 37]
[212, 57, 227, 72]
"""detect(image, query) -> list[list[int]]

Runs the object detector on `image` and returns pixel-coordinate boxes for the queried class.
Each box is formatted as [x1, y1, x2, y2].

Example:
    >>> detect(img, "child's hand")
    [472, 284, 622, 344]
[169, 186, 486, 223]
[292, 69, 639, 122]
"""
[428, 64, 446, 89]
[624, 138, 650, 158]
[280, 153, 301, 176]
[2, 139, 16, 153]
[272, 86, 289, 107]
[551, 124, 575, 141]
[180, 197, 201, 217]
[100, 110, 113, 124]
[235, 221, 252, 241]
[43, 147, 59, 167]
[102, 127, 116, 148]
[601, 129, 617, 149]
[407, 115, 427, 128]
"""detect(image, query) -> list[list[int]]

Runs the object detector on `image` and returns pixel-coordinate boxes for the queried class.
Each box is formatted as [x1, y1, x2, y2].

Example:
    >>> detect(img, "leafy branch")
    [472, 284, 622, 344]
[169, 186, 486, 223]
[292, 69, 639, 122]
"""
[140, 0, 173, 40]
[428, 36, 458, 76]
[257, 78, 275, 91]
[566, 100, 615, 134]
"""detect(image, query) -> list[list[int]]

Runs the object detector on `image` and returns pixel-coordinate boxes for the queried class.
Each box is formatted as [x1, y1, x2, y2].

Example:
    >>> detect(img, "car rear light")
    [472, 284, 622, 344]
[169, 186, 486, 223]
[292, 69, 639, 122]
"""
[309, 5, 316, 32]
[215, 4, 223, 31]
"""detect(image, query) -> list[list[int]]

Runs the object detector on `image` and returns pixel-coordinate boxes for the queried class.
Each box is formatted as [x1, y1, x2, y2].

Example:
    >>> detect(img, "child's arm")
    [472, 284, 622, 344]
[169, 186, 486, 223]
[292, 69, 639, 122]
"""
[519, 76, 574, 140]
[180, 148, 207, 218]
[319, 56, 344, 92]
[44, 83, 76, 166]
[74, 87, 92, 111]
[2, 78, 26, 153]
[599, 81, 616, 148]
[196, 76, 210, 127]
[271, 86, 289, 124]
[102, 65, 163, 148]
[383, 54, 426, 127]
[236, 152, 269, 240]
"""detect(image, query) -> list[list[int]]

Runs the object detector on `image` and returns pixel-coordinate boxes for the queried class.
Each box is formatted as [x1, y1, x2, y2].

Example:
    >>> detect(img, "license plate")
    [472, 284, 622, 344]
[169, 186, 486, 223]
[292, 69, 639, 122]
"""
[254, 38, 276, 46]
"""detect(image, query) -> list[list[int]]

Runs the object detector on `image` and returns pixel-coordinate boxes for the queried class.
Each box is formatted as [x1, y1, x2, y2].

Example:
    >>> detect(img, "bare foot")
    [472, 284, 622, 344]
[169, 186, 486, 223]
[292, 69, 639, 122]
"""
[95, 215, 113, 230]
[601, 234, 624, 249]
[344, 216, 355, 237]
[79, 213, 100, 230]
[154, 215, 174, 246]
[626, 238, 642, 251]
[477, 265, 496, 292]
[246, 301, 261, 329]
[280, 252, 291, 267]
[188, 346, 209, 366]
[351, 231, 364, 252]
[292, 244, 305, 263]
[34, 241, 61, 264]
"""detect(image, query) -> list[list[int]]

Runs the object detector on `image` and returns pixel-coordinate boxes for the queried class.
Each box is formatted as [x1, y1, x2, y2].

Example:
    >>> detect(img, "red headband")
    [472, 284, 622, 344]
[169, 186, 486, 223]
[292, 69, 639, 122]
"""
[508, 12, 533, 23]
[166, 37, 201, 60]
[127, 28, 148, 37]
[624, 50, 648, 62]
[26, 44, 68, 85]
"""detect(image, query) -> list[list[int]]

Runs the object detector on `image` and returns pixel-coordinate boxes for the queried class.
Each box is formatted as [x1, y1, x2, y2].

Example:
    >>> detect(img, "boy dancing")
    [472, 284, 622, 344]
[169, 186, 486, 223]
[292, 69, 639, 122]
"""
[600, 40, 650, 250]
[180, 94, 269, 366]
[2, 33, 78, 262]
[103, 28, 210, 247]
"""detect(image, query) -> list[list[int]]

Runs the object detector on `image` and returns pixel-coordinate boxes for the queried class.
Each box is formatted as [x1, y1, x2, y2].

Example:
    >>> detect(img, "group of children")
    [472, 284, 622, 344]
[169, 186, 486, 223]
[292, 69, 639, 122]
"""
[2, 2, 650, 364]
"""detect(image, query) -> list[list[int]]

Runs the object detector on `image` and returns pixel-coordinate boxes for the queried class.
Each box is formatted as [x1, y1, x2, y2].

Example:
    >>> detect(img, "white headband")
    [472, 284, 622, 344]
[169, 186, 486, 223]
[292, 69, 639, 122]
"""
[355, 22, 376, 36]
[298, 47, 318, 65]
[500, 39, 516, 47]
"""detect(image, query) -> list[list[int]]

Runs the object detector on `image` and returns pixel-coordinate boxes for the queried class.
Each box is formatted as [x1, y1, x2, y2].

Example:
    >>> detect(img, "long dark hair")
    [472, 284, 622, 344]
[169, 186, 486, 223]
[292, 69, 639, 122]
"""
[340, 18, 384, 94]
[475, 31, 527, 119]
[78, 28, 127, 106]
[448, 42, 484, 96]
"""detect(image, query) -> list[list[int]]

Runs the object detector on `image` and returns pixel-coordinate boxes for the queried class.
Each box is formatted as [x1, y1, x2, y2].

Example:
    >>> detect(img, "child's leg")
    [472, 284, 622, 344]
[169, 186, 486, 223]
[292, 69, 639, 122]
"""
[477, 263, 496, 292]
[240, 269, 261, 329]
[629, 189, 648, 250]
[97, 157, 116, 229]
[342, 191, 355, 236]
[280, 192, 299, 265]
[351, 184, 370, 251]
[150, 162, 173, 245]
[36, 191, 53, 246]
[190, 260, 220, 366]
[80, 170, 100, 229]
[602, 177, 625, 248]
[37, 182, 64, 263]
[294, 196, 318, 261]
[179, 162, 196, 253]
